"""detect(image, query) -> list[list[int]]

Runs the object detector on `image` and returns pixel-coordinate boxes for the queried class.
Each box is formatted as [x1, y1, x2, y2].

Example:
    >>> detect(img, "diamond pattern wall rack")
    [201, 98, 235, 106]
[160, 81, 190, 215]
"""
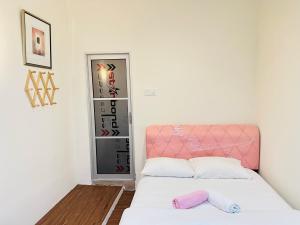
[24, 69, 59, 107]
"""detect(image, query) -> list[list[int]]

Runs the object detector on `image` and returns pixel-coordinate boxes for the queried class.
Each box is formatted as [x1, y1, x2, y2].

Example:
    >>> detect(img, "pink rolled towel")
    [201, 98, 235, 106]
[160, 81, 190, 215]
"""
[172, 190, 209, 209]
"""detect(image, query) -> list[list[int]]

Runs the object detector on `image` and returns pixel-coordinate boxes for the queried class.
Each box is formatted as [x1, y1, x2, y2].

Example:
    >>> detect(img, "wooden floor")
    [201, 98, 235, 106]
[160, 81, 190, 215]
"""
[36, 185, 123, 225]
[107, 191, 135, 225]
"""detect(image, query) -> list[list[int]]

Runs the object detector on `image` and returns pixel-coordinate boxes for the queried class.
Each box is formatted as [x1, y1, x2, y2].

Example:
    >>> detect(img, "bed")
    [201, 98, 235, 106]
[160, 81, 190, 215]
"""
[120, 125, 300, 225]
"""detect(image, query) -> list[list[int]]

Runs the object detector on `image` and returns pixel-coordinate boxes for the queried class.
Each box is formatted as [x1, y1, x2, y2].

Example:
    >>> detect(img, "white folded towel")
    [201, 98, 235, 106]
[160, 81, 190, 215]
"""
[208, 191, 241, 213]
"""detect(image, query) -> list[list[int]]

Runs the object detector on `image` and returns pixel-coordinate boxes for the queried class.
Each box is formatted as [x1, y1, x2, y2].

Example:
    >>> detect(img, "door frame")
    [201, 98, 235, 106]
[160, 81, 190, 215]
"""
[86, 52, 135, 182]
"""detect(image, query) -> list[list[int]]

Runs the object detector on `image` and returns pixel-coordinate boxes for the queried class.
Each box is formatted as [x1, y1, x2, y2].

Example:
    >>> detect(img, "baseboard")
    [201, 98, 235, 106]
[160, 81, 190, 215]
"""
[93, 180, 135, 191]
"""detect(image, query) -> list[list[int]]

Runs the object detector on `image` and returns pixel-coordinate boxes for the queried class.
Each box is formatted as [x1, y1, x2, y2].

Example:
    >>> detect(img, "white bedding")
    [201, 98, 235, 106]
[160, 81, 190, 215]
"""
[131, 170, 290, 211]
[121, 208, 300, 225]
[120, 170, 300, 225]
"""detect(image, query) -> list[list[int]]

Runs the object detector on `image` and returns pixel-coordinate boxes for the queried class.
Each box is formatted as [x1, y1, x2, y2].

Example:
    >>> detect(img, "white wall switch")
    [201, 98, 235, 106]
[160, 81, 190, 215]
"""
[144, 89, 157, 96]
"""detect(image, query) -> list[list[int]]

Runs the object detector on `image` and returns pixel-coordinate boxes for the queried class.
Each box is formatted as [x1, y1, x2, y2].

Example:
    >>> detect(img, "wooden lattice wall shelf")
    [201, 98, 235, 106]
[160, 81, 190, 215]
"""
[24, 70, 59, 107]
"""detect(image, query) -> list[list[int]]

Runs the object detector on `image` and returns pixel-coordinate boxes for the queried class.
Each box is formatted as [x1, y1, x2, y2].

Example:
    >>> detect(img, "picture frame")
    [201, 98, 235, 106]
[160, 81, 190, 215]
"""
[21, 10, 52, 69]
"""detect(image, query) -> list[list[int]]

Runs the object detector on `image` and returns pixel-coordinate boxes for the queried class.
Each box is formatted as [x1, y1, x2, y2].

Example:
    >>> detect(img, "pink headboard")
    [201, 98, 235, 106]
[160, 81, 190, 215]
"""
[146, 124, 260, 169]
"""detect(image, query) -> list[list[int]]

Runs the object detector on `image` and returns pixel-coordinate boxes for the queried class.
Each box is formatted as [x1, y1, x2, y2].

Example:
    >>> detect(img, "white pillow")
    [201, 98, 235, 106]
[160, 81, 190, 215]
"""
[189, 157, 251, 179]
[142, 157, 194, 178]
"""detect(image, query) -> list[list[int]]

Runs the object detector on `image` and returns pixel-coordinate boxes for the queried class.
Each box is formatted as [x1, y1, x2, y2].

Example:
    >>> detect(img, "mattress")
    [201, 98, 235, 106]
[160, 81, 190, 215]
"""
[120, 170, 300, 225]
[131, 169, 290, 211]
[120, 208, 300, 225]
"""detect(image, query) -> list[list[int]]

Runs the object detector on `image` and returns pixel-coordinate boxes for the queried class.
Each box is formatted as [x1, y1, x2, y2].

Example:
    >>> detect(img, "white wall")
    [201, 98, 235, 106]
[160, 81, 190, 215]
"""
[68, 0, 258, 183]
[1, 0, 299, 224]
[257, 0, 300, 209]
[0, 0, 75, 224]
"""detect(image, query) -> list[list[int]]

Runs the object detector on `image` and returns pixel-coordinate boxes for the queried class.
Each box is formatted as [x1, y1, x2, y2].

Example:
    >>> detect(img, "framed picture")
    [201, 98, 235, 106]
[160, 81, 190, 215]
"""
[21, 10, 52, 69]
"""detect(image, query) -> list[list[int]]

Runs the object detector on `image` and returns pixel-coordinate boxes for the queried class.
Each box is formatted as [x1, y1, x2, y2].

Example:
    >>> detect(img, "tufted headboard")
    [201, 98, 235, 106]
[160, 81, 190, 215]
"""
[146, 124, 260, 169]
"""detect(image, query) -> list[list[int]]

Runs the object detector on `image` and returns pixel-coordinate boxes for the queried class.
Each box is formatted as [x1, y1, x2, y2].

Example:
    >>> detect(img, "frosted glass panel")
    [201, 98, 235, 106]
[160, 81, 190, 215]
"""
[91, 59, 128, 98]
[96, 138, 130, 174]
[94, 100, 129, 137]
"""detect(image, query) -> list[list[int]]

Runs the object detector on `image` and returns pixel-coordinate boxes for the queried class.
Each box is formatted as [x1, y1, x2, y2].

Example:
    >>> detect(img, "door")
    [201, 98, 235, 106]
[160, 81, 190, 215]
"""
[87, 53, 134, 181]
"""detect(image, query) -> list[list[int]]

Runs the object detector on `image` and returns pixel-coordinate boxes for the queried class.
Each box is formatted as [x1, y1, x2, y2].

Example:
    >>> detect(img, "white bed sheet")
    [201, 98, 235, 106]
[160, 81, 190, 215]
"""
[120, 208, 300, 225]
[120, 170, 300, 225]
[131, 169, 291, 212]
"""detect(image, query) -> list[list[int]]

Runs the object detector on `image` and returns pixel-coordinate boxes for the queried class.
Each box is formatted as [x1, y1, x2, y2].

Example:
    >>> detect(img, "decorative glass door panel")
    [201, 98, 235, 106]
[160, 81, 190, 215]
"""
[94, 100, 129, 137]
[91, 59, 128, 98]
[87, 54, 134, 181]
[96, 138, 130, 174]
